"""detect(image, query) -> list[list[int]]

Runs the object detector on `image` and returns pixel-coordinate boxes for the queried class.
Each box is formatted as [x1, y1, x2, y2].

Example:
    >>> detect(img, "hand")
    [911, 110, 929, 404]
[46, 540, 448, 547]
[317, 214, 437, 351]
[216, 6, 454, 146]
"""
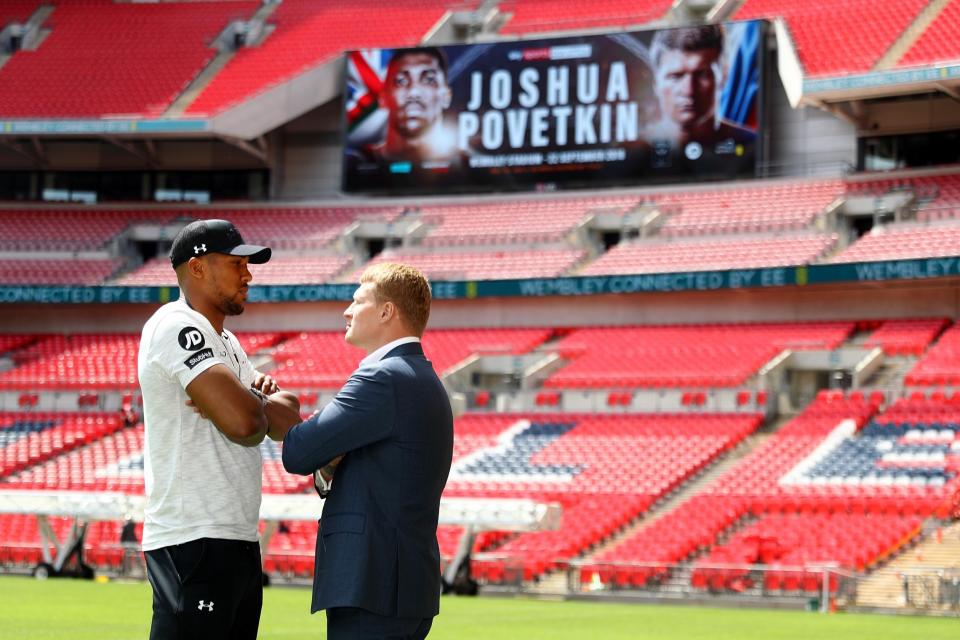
[319, 455, 344, 483]
[185, 398, 208, 420]
[252, 373, 279, 395]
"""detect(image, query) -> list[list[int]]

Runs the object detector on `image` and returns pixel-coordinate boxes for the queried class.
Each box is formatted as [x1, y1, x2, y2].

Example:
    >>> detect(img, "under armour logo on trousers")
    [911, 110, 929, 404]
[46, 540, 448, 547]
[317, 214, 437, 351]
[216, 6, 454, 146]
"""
[194, 244, 206, 254]
[198, 600, 214, 612]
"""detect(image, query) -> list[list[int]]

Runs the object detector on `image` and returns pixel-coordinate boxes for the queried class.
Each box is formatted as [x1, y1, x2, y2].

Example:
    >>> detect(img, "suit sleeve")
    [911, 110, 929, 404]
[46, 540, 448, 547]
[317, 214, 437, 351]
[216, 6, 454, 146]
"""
[281, 366, 394, 475]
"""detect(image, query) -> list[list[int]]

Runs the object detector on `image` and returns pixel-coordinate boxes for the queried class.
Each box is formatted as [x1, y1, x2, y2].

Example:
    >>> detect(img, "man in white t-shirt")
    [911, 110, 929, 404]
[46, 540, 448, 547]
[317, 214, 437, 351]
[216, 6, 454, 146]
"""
[138, 219, 301, 640]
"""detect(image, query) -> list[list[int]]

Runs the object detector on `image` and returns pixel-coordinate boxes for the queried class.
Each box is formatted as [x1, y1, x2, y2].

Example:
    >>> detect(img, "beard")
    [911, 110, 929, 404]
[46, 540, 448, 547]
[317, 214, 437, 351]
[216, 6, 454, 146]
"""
[210, 274, 246, 316]
[216, 288, 245, 316]
[222, 299, 245, 316]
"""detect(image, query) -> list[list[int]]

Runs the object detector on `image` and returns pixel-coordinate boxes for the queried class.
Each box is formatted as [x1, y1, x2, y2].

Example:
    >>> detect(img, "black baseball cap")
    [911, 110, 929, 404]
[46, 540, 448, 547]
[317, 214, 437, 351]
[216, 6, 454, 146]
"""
[169, 219, 271, 268]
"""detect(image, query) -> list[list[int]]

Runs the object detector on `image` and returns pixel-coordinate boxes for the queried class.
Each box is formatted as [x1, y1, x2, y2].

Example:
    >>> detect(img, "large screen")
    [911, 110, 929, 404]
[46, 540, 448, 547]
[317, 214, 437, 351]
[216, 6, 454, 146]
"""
[342, 21, 763, 194]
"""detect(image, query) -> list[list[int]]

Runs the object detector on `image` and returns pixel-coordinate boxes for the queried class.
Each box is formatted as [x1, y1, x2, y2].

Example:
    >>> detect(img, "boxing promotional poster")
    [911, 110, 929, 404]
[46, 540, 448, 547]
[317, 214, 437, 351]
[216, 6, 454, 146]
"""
[343, 21, 762, 193]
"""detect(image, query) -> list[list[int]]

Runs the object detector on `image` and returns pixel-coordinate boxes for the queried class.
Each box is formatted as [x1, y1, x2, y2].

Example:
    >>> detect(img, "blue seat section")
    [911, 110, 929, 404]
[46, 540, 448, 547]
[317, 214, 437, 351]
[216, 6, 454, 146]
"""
[458, 421, 584, 478]
[860, 422, 910, 437]
[0, 419, 59, 448]
[803, 423, 955, 484]
[862, 420, 960, 436]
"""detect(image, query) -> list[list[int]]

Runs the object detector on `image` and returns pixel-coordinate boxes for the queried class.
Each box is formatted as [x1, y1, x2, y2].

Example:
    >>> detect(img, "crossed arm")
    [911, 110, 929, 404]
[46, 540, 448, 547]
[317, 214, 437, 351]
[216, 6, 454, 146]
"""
[281, 368, 394, 476]
[185, 364, 394, 489]
[185, 364, 301, 447]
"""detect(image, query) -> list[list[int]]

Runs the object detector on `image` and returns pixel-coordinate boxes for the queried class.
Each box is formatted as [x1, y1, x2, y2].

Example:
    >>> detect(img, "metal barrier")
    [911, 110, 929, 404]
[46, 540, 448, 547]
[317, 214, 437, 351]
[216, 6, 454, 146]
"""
[471, 557, 859, 612]
[902, 569, 960, 611]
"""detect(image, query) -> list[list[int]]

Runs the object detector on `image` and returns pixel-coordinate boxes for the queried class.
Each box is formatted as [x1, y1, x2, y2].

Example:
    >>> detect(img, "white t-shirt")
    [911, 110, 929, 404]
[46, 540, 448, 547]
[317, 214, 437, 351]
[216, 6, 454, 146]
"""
[137, 297, 262, 551]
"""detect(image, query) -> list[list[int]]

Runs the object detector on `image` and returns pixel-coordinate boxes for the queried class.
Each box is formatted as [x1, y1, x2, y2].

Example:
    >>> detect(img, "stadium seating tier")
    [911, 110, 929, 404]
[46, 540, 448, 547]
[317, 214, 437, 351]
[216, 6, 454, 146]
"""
[896, 0, 960, 68]
[0, 1, 260, 117]
[187, 0, 473, 115]
[543, 323, 854, 389]
[580, 233, 836, 276]
[831, 222, 960, 263]
[499, 0, 673, 35]
[734, 0, 929, 77]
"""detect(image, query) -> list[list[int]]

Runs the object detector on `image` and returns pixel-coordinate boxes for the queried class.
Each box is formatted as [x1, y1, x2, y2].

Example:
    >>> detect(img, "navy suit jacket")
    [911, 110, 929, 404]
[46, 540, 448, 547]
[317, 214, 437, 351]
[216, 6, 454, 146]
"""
[282, 341, 454, 618]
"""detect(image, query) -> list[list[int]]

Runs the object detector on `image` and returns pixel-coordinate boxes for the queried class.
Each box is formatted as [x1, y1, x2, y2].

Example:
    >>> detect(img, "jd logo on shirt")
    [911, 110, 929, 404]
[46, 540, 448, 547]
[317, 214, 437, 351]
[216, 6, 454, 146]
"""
[178, 327, 205, 351]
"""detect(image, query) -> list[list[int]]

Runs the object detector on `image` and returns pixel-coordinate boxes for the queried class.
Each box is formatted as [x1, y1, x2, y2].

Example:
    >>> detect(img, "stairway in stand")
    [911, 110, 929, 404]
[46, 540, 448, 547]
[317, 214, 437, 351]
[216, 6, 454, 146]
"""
[855, 521, 960, 610]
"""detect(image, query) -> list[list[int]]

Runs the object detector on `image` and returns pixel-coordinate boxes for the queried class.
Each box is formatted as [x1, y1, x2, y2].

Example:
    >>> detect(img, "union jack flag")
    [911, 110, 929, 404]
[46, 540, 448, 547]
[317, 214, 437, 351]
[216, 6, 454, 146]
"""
[345, 50, 392, 146]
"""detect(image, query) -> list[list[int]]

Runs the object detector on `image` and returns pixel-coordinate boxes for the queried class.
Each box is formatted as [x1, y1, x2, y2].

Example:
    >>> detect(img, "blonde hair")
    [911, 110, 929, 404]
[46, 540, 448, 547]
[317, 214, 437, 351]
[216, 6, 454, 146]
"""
[360, 262, 432, 336]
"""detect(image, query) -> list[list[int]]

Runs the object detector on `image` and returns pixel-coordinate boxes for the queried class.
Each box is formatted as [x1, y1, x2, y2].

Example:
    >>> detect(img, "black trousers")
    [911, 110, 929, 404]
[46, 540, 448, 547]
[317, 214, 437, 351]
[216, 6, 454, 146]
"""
[145, 538, 262, 640]
[327, 607, 433, 640]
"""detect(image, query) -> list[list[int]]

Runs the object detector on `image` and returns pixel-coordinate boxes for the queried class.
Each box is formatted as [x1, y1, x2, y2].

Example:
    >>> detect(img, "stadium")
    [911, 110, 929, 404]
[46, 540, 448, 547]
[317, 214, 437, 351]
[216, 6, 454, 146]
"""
[1, 0, 960, 637]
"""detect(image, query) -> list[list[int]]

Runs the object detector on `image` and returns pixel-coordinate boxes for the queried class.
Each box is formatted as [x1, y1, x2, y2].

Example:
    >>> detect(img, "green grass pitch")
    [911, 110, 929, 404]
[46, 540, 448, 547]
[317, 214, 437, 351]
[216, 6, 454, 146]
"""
[0, 575, 953, 639]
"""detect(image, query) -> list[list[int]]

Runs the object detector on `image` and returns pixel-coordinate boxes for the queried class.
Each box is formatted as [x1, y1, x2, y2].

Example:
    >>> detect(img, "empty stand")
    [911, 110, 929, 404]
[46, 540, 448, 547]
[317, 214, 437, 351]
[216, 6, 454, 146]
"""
[643, 391, 957, 593]
[499, 0, 672, 35]
[447, 413, 763, 582]
[2, 419, 141, 492]
[896, 0, 960, 68]
[356, 247, 586, 281]
[0, 1, 260, 117]
[906, 324, 960, 386]
[0, 424, 312, 576]
[233, 332, 287, 355]
[106, 207, 397, 279]
[654, 180, 842, 236]
[437, 525, 509, 563]
[580, 233, 835, 276]
[0, 332, 282, 390]
[693, 512, 921, 592]
[707, 390, 953, 511]
[707, 391, 877, 498]
[846, 172, 960, 224]
[0, 210, 176, 252]
[847, 172, 960, 205]
[734, 0, 929, 77]
[862, 318, 949, 356]
[1, 420, 309, 494]
[226, 207, 399, 250]
[0, 335, 36, 356]
[142, 207, 389, 253]
[581, 495, 750, 588]
[270, 332, 367, 389]
[3, 329, 958, 585]
[877, 393, 960, 425]
[0, 327, 548, 396]
[418, 197, 637, 246]
[260, 438, 317, 495]
[0, 258, 119, 285]
[913, 174, 960, 222]
[262, 519, 315, 577]
[0, 1, 39, 30]
[246, 254, 351, 284]
[0, 514, 134, 570]
[0, 334, 140, 390]
[187, 0, 471, 114]
[272, 328, 552, 388]
[543, 323, 854, 389]
[115, 255, 352, 286]
[830, 221, 960, 263]
[423, 328, 553, 374]
[0, 412, 125, 478]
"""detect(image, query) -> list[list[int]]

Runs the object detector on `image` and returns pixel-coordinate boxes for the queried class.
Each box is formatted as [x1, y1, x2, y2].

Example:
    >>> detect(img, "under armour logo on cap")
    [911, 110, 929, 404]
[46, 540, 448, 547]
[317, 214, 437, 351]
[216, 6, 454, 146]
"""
[198, 600, 214, 612]
[169, 219, 271, 268]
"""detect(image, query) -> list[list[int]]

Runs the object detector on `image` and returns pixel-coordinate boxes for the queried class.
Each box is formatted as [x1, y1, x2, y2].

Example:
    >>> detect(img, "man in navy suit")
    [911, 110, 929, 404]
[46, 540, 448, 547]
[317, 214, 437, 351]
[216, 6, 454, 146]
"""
[279, 263, 454, 640]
